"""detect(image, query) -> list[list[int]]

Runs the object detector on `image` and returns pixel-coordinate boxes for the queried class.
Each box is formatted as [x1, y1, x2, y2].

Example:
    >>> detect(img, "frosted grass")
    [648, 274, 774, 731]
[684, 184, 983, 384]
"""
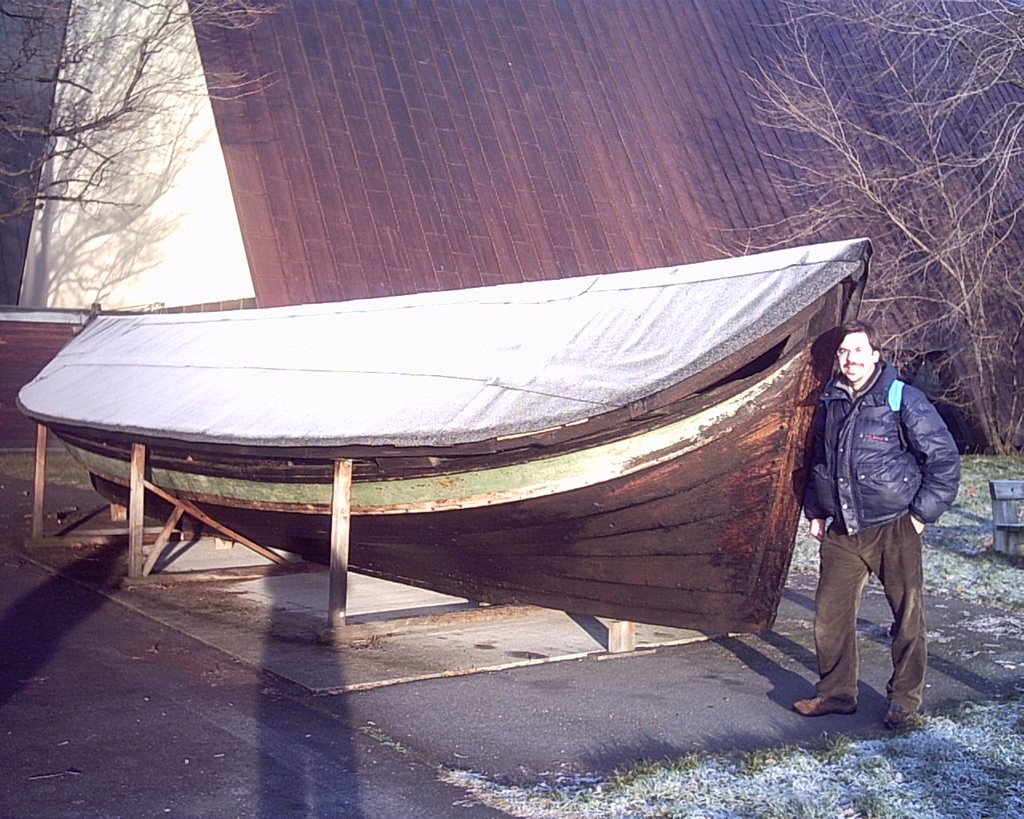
[443, 455, 1024, 817]
[445, 698, 1024, 817]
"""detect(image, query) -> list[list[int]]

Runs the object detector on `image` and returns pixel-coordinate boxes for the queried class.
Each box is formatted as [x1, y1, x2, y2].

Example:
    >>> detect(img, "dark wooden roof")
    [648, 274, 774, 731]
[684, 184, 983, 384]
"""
[194, 0, 827, 307]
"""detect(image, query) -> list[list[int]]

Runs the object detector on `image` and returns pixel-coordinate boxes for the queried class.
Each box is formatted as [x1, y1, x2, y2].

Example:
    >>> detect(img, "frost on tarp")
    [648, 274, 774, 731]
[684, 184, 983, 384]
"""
[17, 238, 870, 447]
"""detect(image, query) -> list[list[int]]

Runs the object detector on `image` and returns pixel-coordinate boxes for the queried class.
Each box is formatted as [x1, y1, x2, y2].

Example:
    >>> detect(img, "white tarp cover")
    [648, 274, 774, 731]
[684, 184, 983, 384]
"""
[18, 239, 870, 448]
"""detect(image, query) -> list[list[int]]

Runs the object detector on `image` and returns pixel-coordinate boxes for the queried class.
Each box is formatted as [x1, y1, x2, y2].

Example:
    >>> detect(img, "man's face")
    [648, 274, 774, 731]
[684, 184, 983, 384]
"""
[836, 331, 880, 391]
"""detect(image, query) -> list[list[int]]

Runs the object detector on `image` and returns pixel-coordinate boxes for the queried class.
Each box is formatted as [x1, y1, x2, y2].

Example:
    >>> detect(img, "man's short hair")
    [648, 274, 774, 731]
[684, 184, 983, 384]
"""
[838, 319, 881, 353]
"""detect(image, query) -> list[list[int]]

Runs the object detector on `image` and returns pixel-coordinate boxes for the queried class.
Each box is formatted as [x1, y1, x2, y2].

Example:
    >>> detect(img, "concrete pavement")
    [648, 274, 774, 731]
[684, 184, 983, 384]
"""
[3, 470, 1024, 816]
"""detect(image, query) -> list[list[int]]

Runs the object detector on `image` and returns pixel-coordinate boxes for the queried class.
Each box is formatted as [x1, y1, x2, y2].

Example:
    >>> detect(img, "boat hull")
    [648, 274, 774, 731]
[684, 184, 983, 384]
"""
[62, 334, 829, 633]
[216, 376, 799, 632]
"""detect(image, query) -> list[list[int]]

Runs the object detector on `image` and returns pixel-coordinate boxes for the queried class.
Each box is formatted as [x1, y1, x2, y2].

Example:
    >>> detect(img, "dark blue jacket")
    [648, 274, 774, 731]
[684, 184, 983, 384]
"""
[804, 362, 960, 535]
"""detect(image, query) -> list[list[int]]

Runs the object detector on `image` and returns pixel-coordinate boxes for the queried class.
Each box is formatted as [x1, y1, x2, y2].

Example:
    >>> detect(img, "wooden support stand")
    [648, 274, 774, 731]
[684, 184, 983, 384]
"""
[128, 443, 147, 578]
[141, 479, 288, 572]
[31, 425, 47, 540]
[608, 619, 636, 653]
[28, 426, 287, 581]
[29, 432, 599, 653]
[29, 432, 356, 636]
[98, 439, 291, 580]
[328, 459, 354, 630]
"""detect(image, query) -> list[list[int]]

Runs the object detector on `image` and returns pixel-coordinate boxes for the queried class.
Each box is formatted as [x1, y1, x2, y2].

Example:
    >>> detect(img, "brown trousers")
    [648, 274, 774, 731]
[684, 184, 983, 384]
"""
[814, 513, 926, 711]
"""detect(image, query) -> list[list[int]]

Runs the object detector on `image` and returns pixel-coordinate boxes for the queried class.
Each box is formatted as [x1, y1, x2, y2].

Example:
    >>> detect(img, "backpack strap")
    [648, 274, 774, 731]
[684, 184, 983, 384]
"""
[887, 379, 904, 412]
[888, 379, 907, 448]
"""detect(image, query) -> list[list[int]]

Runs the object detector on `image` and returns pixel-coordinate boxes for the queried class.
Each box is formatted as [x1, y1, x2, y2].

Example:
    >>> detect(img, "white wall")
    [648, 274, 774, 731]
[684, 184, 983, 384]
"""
[19, 0, 254, 310]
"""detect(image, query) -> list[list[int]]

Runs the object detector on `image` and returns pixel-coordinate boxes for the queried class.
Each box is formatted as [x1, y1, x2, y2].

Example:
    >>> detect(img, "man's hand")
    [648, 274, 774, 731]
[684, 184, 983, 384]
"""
[910, 515, 926, 534]
[809, 518, 826, 542]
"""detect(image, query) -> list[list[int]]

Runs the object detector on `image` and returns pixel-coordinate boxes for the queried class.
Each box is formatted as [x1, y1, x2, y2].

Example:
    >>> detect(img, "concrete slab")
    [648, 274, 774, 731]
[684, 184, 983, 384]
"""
[148, 536, 297, 573]
[240, 570, 707, 691]
[47, 536, 710, 694]
[231, 570, 476, 622]
[14, 477, 710, 694]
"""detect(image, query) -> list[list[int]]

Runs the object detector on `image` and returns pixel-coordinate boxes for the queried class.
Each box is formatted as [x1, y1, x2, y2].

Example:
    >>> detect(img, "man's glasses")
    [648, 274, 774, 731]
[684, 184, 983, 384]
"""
[836, 347, 872, 360]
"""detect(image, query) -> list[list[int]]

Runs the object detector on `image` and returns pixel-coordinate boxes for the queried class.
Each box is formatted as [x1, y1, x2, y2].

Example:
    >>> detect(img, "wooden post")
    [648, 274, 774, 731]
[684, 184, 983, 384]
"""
[31, 425, 48, 540]
[128, 443, 147, 579]
[608, 620, 636, 653]
[327, 459, 353, 629]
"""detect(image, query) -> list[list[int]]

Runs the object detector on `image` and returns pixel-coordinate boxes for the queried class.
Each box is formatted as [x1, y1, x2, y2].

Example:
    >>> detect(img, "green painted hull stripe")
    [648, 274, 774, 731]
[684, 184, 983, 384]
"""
[66, 358, 794, 514]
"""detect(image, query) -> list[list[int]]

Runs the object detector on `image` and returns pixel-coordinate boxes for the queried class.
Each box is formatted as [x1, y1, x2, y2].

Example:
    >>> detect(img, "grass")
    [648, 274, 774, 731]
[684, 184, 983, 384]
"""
[446, 698, 1024, 816]
[443, 454, 1024, 818]
[0, 449, 93, 490]
[445, 696, 1024, 817]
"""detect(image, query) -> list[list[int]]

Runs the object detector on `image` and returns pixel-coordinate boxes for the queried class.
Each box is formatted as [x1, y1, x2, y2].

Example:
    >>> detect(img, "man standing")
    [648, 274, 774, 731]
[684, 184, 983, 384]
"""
[794, 320, 960, 728]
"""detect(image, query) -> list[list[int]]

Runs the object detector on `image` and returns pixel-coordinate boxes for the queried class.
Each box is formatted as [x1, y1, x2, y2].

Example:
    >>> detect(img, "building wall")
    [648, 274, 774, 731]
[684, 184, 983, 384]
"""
[18, 0, 255, 311]
[0, 0, 69, 305]
[0, 311, 90, 447]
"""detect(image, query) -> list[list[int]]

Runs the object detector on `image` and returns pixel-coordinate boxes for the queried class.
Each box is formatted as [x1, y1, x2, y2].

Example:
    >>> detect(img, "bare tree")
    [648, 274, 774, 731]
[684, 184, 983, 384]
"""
[0, 0, 269, 223]
[750, 0, 1024, 454]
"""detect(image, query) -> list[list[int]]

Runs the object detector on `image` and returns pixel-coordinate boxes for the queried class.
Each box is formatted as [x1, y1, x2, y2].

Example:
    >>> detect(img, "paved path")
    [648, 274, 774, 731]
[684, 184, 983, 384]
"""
[0, 548, 511, 818]
[3, 472, 1024, 816]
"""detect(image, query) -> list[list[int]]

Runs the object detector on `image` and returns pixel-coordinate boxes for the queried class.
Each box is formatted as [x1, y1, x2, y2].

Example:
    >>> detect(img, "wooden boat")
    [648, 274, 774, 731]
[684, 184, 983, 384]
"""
[18, 239, 870, 633]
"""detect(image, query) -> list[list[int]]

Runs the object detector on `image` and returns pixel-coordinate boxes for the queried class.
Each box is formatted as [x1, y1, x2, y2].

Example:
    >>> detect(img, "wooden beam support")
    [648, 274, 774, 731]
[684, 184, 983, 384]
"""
[608, 620, 636, 653]
[30, 424, 48, 540]
[141, 505, 186, 577]
[142, 480, 287, 566]
[328, 459, 354, 629]
[128, 443, 147, 579]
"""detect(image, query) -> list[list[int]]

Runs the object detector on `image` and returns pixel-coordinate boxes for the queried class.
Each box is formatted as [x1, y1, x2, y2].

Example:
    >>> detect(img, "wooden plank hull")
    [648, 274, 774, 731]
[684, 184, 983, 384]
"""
[217, 377, 801, 632]
[59, 323, 832, 633]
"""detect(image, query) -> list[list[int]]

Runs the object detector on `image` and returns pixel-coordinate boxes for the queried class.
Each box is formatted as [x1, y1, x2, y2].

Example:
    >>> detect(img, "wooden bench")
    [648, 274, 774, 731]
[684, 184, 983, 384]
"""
[990, 480, 1024, 556]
